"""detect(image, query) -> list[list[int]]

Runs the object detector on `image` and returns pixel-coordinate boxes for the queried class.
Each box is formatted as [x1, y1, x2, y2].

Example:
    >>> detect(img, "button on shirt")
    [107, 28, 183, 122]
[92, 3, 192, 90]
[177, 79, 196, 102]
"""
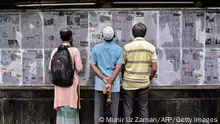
[90, 41, 124, 92]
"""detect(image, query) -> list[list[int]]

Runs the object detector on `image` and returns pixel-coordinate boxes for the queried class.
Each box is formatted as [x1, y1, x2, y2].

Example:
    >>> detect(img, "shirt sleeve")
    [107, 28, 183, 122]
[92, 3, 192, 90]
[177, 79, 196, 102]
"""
[74, 49, 83, 72]
[151, 48, 157, 63]
[90, 47, 97, 64]
[116, 48, 125, 64]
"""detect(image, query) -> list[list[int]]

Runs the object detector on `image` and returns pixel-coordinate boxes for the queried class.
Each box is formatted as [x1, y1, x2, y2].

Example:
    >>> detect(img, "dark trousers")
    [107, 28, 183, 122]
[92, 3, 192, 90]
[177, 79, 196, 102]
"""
[94, 91, 120, 124]
[122, 87, 149, 124]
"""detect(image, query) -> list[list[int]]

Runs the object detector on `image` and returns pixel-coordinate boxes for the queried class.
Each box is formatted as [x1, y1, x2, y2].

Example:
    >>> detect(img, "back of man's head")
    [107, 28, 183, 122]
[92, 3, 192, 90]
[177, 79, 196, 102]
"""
[60, 28, 72, 41]
[132, 22, 147, 38]
[102, 26, 115, 42]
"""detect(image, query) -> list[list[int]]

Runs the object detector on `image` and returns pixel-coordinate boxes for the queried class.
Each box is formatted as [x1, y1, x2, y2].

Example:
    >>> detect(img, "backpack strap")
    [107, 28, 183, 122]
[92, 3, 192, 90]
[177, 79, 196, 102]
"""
[58, 44, 75, 71]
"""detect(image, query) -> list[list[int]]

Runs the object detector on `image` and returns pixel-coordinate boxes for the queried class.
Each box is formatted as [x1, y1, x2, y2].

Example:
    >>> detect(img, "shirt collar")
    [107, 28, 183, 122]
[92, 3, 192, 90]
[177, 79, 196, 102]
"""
[62, 42, 71, 46]
[134, 37, 145, 41]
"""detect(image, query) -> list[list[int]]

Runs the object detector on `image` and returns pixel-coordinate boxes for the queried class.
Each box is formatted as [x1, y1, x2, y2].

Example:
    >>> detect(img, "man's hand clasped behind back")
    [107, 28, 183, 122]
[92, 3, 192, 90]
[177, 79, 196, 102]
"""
[102, 76, 112, 94]
[102, 76, 110, 84]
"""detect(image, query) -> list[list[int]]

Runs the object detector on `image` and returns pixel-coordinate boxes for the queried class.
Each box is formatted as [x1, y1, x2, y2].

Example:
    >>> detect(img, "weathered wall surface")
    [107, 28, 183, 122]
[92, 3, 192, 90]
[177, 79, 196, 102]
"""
[0, 8, 220, 124]
[0, 89, 220, 124]
[0, 9, 220, 86]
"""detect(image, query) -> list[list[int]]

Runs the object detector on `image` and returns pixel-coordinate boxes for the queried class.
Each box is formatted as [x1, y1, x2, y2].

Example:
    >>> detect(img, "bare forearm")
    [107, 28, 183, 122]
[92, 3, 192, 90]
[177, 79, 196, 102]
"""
[150, 62, 157, 81]
[109, 65, 122, 84]
[90, 64, 105, 79]
[149, 70, 157, 81]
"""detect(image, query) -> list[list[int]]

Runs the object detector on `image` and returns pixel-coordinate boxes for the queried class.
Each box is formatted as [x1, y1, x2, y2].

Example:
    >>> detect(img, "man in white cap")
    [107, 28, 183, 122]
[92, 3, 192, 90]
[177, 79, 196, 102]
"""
[90, 26, 124, 124]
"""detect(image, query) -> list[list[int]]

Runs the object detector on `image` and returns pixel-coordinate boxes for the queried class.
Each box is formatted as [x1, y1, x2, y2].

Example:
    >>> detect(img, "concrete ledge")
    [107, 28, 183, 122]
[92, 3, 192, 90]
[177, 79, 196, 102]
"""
[1, 85, 220, 90]
[0, 90, 220, 124]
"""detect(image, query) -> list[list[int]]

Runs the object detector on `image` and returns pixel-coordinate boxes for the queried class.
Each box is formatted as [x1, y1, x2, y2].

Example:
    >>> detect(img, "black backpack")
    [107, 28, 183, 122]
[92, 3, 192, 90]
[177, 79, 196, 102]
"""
[51, 45, 74, 87]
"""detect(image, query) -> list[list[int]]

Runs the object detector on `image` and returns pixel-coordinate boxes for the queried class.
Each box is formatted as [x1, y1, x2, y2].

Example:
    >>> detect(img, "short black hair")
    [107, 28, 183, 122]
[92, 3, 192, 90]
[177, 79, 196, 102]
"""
[60, 28, 73, 41]
[132, 22, 147, 38]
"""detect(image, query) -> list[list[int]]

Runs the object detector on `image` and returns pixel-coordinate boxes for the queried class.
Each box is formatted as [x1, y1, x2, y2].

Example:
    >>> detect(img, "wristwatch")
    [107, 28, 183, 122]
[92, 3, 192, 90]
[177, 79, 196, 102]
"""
[110, 79, 115, 85]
